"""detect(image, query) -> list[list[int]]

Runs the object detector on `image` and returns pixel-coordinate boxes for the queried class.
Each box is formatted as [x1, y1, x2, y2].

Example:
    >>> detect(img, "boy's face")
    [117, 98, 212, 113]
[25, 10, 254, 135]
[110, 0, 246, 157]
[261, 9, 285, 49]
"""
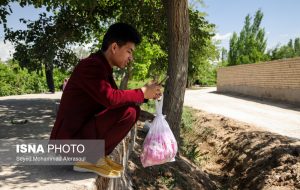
[111, 42, 135, 69]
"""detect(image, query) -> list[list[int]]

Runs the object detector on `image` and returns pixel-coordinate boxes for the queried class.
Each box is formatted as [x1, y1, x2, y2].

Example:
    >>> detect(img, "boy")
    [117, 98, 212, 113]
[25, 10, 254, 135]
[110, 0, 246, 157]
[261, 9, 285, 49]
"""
[50, 23, 162, 178]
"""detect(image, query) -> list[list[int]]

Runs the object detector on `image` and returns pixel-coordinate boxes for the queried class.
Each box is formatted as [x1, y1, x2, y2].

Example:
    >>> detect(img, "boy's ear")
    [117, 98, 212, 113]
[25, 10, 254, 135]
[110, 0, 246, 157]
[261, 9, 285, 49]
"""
[111, 42, 118, 54]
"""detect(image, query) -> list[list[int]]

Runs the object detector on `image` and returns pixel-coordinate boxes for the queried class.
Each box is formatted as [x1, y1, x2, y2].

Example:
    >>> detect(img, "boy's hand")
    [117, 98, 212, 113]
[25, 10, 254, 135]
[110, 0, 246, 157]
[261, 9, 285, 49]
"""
[141, 80, 162, 100]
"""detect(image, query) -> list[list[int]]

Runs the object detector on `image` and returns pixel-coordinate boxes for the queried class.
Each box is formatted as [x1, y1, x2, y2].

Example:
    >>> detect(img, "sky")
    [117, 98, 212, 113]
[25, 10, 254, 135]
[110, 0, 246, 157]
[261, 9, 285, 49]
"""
[1, 1, 300, 61]
[201, 0, 300, 50]
[0, 2, 50, 61]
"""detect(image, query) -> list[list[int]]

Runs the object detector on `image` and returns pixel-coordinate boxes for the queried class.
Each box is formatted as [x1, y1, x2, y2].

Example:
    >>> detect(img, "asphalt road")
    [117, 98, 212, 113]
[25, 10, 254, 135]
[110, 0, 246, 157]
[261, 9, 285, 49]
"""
[0, 92, 96, 190]
[0, 88, 299, 189]
[184, 87, 300, 140]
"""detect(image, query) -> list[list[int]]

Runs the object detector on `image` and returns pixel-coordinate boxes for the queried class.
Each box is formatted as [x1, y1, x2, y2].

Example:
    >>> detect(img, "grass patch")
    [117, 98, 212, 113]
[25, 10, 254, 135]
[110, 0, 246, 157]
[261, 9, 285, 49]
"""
[159, 176, 176, 189]
[156, 167, 176, 189]
[180, 107, 216, 166]
[180, 107, 200, 162]
[185, 144, 201, 162]
[181, 107, 196, 131]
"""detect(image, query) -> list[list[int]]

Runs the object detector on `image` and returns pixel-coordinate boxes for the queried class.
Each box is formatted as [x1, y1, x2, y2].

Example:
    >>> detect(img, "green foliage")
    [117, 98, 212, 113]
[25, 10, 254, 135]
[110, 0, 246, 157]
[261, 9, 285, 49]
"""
[132, 38, 167, 80]
[159, 175, 176, 189]
[220, 47, 228, 65]
[185, 144, 201, 162]
[2, 0, 218, 91]
[0, 60, 69, 96]
[267, 37, 300, 60]
[53, 68, 70, 90]
[228, 9, 268, 65]
[188, 9, 218, 86]
[0, 60, 47, 96]
[180, 107, 215, 166]
[2, 0, 168, 91]
[193, 60, 218, 86]
[126, 79, 146, 90]
[141, 100, 156, 114]
[295, 38, 300, 56]
[115, 3, 217, 87]
[0, 0, 12, 26]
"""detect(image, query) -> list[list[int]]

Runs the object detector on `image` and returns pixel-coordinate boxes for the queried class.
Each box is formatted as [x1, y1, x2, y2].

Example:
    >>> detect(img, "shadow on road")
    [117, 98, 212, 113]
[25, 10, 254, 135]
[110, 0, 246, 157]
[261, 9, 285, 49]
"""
[0, 99, 59, 139]
[0, 98, 96, 189]
[0, 165, 95, 189]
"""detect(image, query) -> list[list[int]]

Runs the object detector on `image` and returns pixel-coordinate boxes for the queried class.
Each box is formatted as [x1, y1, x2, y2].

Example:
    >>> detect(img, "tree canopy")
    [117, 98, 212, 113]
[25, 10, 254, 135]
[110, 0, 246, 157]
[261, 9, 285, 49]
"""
[228, 9, 268, 65]
[1, 0, 217, 91]
[267, 38, 300, 60]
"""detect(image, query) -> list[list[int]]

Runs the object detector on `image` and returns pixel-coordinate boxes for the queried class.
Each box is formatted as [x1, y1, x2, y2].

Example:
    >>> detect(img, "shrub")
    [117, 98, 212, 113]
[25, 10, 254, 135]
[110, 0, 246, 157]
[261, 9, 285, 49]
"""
[0, 60, 68, 96]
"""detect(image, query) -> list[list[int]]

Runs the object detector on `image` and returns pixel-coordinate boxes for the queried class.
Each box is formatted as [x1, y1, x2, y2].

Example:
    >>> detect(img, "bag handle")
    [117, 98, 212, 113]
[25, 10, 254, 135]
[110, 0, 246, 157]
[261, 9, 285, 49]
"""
[155, 95, 163, 115]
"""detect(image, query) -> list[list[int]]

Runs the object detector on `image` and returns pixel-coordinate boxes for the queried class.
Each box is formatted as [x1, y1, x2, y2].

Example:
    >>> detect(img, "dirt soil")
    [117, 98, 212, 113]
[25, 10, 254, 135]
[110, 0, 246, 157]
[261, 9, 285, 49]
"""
[128, 109, 300, 190]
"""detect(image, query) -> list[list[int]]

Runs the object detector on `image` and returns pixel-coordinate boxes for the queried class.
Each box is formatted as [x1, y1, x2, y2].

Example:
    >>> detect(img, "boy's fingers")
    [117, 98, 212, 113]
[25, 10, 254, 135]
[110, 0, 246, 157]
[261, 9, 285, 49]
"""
[147, 80, 154, 85]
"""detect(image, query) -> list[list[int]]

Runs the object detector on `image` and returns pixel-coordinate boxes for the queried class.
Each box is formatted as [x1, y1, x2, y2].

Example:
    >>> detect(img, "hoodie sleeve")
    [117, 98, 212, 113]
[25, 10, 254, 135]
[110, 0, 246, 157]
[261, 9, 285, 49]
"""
[73, 58, 144, 108]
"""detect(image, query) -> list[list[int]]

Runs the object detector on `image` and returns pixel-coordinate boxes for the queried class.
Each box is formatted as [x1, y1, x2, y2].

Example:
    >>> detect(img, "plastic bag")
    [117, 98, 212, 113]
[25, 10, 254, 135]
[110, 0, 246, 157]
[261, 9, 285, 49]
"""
[140, 95, 178, 167]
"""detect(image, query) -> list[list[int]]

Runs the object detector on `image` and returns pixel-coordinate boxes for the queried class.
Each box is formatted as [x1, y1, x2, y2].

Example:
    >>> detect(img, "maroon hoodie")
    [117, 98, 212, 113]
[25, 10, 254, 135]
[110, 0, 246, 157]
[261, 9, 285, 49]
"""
[50, 52, 144, 139]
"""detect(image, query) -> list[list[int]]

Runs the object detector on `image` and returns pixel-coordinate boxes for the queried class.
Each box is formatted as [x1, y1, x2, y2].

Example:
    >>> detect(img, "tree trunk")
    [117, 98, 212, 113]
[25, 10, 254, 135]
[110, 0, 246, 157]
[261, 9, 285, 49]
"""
[95, 125, 137, 189]
[44, 49, 56, 93]
[162, 0, 190, 143]
[119, 63, 133, 90]
[186, 77, 193, 88]
[45, 62, 55, 93]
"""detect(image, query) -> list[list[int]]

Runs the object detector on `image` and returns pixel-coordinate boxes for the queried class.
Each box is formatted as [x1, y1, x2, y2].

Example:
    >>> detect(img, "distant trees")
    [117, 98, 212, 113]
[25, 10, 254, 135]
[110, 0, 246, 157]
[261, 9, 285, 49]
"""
[5, 12, 80, 92]
[267, 38, 300, 60]
[0, 59, 67, 96]
[0, 0, 217, 143]
[1, 1, 217, 91]
[228, 9, 268, 65]
[225, 9, 300, 66]
[187, 9, 218, 87]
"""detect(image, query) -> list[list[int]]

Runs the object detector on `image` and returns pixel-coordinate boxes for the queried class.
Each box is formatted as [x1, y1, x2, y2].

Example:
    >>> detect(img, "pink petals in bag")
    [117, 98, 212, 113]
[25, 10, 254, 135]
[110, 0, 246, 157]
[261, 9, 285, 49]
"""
[140, 96, 178, 167]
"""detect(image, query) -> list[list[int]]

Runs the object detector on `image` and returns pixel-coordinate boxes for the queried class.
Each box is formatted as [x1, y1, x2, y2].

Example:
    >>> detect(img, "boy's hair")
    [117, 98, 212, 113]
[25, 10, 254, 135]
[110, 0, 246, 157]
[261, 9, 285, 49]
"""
[101, 23, 141, 51]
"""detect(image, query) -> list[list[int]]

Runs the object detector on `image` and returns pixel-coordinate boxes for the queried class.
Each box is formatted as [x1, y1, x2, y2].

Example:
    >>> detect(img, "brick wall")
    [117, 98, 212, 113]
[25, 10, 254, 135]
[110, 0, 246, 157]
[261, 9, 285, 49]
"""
[217, 57, 300, 105]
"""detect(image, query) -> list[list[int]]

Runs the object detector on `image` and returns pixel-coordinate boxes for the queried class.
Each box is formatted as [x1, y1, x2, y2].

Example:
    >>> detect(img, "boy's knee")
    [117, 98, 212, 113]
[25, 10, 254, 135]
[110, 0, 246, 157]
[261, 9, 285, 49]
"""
[124, 105, 140, 123]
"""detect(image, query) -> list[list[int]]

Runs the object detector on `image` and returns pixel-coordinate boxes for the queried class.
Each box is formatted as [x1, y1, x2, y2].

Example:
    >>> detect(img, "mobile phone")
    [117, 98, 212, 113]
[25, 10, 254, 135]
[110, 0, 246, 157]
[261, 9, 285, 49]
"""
[158, 75, 169, 85]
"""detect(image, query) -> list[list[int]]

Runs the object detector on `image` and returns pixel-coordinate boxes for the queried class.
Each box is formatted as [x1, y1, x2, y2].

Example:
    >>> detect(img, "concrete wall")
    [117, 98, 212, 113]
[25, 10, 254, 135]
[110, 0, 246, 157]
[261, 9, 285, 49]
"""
[217, 57, 300, 105]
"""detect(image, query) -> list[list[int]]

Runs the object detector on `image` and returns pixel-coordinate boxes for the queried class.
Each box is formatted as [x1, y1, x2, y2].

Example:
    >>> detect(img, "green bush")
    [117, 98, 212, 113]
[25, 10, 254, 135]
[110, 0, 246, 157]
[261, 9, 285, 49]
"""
[53, 68, 70, 91]
[127, 80, 146, 90]
[141, 100, 156, 113]
[0, 60, 68, 96]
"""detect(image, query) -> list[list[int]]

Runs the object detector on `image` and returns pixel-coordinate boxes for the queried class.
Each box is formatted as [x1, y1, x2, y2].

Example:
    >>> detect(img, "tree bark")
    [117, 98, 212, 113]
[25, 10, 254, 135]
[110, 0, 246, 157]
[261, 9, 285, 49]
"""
[95, 1, 190, 187]
[45, 62, 55, 93]
[44, 49, 56, 93]
[95, 125, 137, 189]
[162, 0, 190, 143]
[186, 78, 193, 88]
[119, 63, 133, 90]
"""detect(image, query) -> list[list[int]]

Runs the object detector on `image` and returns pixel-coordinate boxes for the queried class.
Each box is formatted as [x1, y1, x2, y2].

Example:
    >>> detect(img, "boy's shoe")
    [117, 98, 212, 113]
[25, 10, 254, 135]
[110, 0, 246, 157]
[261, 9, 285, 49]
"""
[73, 161, 121, 178]
[104, 156, 124, 171]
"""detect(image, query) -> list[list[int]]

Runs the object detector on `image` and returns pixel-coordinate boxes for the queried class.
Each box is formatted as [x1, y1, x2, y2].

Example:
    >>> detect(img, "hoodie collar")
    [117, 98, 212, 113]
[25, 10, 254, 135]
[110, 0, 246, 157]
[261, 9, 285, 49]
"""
[95, 51, 113, 75]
